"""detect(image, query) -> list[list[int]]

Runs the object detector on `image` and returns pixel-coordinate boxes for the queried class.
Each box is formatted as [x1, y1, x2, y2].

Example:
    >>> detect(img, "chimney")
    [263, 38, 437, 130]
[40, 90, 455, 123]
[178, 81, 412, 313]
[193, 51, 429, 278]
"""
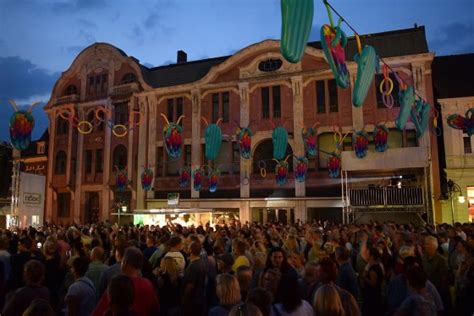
[177, 50, 187, 63]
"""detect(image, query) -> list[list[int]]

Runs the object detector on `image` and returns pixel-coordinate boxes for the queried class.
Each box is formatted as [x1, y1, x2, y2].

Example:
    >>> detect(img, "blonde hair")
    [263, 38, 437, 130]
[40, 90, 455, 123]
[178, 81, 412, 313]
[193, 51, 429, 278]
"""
[216, 273, 241, 306]
[313, 284, 345, 316]
[160, 257, 179, 285]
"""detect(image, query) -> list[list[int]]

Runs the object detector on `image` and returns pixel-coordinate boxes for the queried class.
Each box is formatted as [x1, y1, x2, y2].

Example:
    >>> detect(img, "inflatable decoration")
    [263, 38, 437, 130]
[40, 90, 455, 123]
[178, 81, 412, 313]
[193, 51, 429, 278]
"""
[161, 114, 184, 159]
[327, 152, 341, 178]
[352, 130, 369, 158]
[8, 100, 37, 151]
[115, 167, 128, 192]
[320, 2, 349, 89]
[352, 39, 379, 107]
[208, 168, 221, 193]
[447, 108, 474, 136]
[411, 100, 431, 137]
[141, 167, 154, 191]
[203, 117, 222, 161]
[236, 126, 252, 159]
[396, 85, 415, 130]
[192, 167, 203, 192]
[302, 125, 318, 157]
[274, 156, 290, 186]
[373, 124, 389, 152]
[179, 167, 191, 188]
[280, 0, 314, 63]
[295, 156, 309, 182]
[272, 126, 289, 160]
[379, 65, 395, 108]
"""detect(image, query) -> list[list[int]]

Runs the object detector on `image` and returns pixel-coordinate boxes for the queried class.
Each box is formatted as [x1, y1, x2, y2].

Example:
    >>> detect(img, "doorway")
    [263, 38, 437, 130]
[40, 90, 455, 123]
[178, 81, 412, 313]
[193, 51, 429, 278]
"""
[84, 192, 100, 224]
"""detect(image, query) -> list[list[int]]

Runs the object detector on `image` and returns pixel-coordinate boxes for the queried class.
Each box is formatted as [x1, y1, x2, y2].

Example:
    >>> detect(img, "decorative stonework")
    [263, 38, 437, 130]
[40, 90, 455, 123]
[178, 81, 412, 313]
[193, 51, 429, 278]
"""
[240, 52, 302, 79]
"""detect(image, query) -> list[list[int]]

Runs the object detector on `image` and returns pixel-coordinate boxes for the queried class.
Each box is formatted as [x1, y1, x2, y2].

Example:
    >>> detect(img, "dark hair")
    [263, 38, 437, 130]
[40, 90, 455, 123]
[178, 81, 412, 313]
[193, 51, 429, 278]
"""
[167, 236, 182, 248]
[189, 241, 202, 257]
[108, 275, 135, 311]
[406, 265, 427, 290]
[19, 236, 32, 249]
[247, 287, 273, 316]
[24, 260, 45, 284]
[122, 247, 144, 270]
[368, 247, 381, 261]
[72, 256, 90, 277]
[335, 246, 349, 261]
[319, 257, 338, 284]
[274, 274, 302, 313]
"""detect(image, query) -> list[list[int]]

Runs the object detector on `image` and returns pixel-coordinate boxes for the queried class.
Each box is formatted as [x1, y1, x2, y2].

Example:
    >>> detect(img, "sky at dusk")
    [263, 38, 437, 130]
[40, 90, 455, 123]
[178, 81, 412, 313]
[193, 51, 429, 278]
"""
[0, 0, 473, 142]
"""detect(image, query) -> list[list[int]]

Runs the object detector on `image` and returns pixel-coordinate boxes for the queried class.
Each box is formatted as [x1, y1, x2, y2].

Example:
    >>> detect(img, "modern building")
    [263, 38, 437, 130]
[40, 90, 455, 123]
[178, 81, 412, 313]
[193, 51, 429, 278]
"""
[434, 54, 474, 223]
[44, 26, 442, 225]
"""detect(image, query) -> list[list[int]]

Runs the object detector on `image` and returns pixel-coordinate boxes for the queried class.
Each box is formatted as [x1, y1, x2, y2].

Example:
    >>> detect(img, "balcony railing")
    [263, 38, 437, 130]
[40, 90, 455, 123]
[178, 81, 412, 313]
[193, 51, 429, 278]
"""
[56, 94, 79, 104]
[111, 82, 139, 96]
[349, 186, 424, 207]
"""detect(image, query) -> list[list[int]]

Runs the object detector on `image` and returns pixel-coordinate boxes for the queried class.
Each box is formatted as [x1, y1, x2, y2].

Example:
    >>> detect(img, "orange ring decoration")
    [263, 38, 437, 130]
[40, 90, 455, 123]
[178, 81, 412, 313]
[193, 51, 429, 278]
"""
[58, 106, 75, 121]
[95, 106, 111, 122]
[77, 120, 93, 135]
[112, 124, 128, 137]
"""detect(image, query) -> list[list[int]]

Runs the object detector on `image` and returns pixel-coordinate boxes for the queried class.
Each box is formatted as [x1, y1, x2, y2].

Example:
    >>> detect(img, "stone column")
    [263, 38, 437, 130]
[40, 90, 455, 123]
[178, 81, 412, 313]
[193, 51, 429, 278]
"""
[146, 95, 157, 200]
[239, 83, 250, 198]
[45, 110, 56, 222]
[240, 201, 251, 224]
[102, 99, 112, 221]
[136, 96, 148, 210]
[73, 108, 84, 223]
[191, 89, 202, 198]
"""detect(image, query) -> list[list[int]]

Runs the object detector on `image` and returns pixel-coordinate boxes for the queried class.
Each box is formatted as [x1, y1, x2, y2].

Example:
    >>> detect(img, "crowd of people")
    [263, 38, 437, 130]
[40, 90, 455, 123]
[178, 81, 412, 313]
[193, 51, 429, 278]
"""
[0, 219, 472, 316]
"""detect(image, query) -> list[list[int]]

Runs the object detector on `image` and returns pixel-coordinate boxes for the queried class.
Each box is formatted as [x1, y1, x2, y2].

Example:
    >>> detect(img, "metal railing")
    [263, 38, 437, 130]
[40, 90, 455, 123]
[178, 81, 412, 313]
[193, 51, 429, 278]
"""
[56, 94, 79, 104]
[349, 186, 424, 207]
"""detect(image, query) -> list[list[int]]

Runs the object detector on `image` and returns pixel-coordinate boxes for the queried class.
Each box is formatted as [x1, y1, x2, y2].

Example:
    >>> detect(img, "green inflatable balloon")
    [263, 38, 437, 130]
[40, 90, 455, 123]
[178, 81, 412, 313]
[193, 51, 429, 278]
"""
[205, 124, 222, 161]
[272, 126, 289, 160]
[280, 0, 314, 63]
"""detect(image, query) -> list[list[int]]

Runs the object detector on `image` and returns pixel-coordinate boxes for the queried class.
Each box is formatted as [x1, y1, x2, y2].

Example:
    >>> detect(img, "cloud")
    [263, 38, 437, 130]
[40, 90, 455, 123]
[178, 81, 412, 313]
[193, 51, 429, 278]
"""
[429, 22, 474, 55]
[51, 0, 107, 13]
[144, 13, 160, 29]
[63, 45, 86, 55]
[77, 18, 97, 28]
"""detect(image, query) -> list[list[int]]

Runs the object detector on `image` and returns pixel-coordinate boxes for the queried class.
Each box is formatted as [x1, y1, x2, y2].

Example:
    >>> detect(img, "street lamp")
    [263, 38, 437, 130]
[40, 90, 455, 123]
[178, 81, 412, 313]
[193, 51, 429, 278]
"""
[447, 179, 465, 225]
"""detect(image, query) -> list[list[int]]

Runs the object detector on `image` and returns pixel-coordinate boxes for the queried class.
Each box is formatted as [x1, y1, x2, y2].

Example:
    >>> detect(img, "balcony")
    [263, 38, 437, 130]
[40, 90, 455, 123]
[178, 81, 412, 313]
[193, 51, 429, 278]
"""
[111, 82, 139, 96]
[349, 186, 424, 208]
[56, 94, 79, 105]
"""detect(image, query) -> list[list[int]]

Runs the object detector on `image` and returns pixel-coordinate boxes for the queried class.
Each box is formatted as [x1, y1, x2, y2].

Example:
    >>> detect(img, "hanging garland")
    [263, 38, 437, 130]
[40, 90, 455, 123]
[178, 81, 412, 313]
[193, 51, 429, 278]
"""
[192, 167, 203, 191]
[115, 166, 129, 192]
[352, 130, 369, 158]
[208, 168, 221, 193]
[327, 152, 341, 178]
[236, 126, 252, 159]
[373, 124, 389, 152]
[295, 156, 309, 182]
[179, 166, 191, 188]
[274, 156, 290, 186]
[141, 166, 154, 191]
[8, 100, 36, 151]
[447, 108, 474, 137]
[302, 124, 318, 157]
[161, 114, 185, 159]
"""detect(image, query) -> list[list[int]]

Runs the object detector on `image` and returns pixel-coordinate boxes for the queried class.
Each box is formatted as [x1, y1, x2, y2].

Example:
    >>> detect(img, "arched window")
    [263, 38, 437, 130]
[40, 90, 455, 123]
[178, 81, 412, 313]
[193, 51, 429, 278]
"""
[64, 84, 78, 96]
[121, 73, 137, 84]
[56, 117, 69, 135]
[253, 139, 293, 174]
[55, 151, 67, 174]
[258, 58, 283, 72]
[114, 103, 129, 125]
[113, 145, 128, 170]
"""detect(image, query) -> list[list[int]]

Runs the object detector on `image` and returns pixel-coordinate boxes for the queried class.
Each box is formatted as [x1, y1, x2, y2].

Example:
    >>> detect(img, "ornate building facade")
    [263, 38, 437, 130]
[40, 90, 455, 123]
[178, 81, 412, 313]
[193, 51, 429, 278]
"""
[44, 26, 442, 225]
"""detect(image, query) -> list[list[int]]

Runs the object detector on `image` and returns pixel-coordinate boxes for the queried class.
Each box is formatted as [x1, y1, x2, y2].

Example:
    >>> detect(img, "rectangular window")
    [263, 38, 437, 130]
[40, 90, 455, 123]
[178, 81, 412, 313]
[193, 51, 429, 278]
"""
[57, 193, 70, 218]
[101, 74, 108, 93]
[167, 99, 174, 122]
[95, 149, 103, 173]
[464, 136, 472, 154]
[404, 130, 417, 147]
[176, 97, 183, 122]
[272, 86, 281, 118]
[316, 80, 326, 114]
[328, 79, 338, 112]
[85, 150, 92, 174]
[114, 103, 129, 125]
[88, 76, 95, 94]
[222, 92, 230, 122]
[156, 147, 164, 176]
[212, 93, 219, 123]
[184, 145, 192, 167]
[261, 87, 270, 119]
[95, 75, 101, 94]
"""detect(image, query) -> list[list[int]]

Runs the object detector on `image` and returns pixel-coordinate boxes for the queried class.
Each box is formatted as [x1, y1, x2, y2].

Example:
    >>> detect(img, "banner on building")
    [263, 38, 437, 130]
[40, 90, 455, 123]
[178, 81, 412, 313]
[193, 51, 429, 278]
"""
[19, 172, 45, 228]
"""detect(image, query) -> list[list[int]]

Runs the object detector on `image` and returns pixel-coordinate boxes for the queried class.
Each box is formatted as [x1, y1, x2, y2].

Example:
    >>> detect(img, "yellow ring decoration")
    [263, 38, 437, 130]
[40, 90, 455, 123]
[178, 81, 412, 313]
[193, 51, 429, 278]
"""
[355, 34, 362, 54]
[260, 168, 267, 178]
[77, 120, 93, 135]
[333, 131, 342, 143]
[112, 124, 128, 137]
[379, 78, 394, 96]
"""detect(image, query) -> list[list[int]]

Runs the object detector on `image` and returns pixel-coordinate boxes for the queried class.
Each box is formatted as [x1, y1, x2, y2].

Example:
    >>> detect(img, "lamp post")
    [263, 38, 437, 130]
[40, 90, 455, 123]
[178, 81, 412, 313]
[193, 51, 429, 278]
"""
[447, 179, 465, 225]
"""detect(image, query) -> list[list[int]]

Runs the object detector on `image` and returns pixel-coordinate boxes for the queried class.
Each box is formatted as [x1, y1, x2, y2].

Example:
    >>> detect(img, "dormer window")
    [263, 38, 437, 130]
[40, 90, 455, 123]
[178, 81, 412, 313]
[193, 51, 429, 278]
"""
[65, 84, 78, 96]
[87, 71, 108, 96]
[258, 59, 283, 72]
[121, 73, 137, 84]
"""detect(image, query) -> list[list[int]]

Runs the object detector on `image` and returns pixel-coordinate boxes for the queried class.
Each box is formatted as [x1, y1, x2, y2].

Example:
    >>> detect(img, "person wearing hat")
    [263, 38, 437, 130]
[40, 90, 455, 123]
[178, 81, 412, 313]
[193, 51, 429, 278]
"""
[217, 253, 235, 274]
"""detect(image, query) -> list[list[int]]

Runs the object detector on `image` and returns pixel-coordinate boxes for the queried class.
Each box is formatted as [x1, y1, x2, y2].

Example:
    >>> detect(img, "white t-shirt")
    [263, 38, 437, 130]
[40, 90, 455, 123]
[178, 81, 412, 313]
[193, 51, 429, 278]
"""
[272, 300, 314, 316]
[164, 251, 186, 276]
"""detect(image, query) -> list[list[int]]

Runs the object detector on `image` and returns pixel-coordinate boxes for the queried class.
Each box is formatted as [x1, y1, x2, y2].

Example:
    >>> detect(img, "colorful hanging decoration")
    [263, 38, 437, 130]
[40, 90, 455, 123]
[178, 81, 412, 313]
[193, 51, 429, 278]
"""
[295, 156, 309, 182]
[115, 167, 128, 192]
[236, 126, 252, 159]
[161, 114, 184, 159]
[280, 0, 314, 63]
[379, 65, 395, 108]
[203, 117, 223, 161]
[352, 130, 369, 158]
[208, 168, 221, 193]
[447, 108, 474, 137]
[274, 156, 290, 186]
[8, 100, 36, 151]
[192, 167, 203, 191]
[140, 167, 154, 191]
[396, 85, 415, 130]
[373, 124, 389, 152]
[302, 125, 318, 157]
[179, 166, 191, 188]
[272, 126, 289, 160]
[327, 152, 341, 178]
[352, 40, 379, 107]
[411, 99, 431, 137]
[320, 2, 349, 88]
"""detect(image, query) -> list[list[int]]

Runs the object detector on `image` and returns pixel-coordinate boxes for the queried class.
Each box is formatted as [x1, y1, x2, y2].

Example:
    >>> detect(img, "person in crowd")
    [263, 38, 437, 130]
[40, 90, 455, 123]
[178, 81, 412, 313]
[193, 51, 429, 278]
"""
[361, 246, 385, 315]
[246, 287, 273, 316]
[0, 237, 11, 286]
[335, 246, 360, 300]
[217, 253, 235, 274]
[143, 235, 157, 260]
[209, 273, 242, 316]
[42, 238, 65, 311]
[93, 247, 160, 316]
[98, 244, 125, 297]
[272, 273, 313, 315]
[313, 284, 346, 316]
[259, 268, 281, 300]
[104, 274, 135, 316]
[235, 265, 252, 301]
[163, 236, 186, 276]
[66, 256, 96, 316]
[2, 260, 50, 316]
[228, 302, 263, 316]
[288, 251, 305, 278]
[232, 238, 250, 272]
[181, 241, 208, 316]
[7, 236, 33, 290]
[156, 257, 181, 316]
[265, 247, 297, 279]
[86, 246, 108, 299]
[299, 261, 321, 303]
[22, 299, 55, 316]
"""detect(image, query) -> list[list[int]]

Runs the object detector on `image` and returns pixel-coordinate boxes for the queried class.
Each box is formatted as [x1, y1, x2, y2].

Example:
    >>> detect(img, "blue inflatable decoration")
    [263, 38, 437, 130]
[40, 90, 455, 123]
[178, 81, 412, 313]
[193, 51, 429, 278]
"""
[302, 125, 317, 157]
[192, 167, 203, 191]
[295, 156, 308, 182]
[396, 85, 415, 130]
[203, 117, 222, 161]
[274, 156, 290, 186]
[161, 113, 184, 159]
[373, 124, 389, 153]
[447, 108, 474, 136]
[208, 168, 220, 193]
[327, 152, 341, 178]
[352, 130, 369, 158]
[8, 100, 37, 151]
[141, 167, 153, 191]
[411, 99, 431, 137]
[273, 126, 289, 160]
[236, 126, 252, 159]
[352, 42, 379, 107]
